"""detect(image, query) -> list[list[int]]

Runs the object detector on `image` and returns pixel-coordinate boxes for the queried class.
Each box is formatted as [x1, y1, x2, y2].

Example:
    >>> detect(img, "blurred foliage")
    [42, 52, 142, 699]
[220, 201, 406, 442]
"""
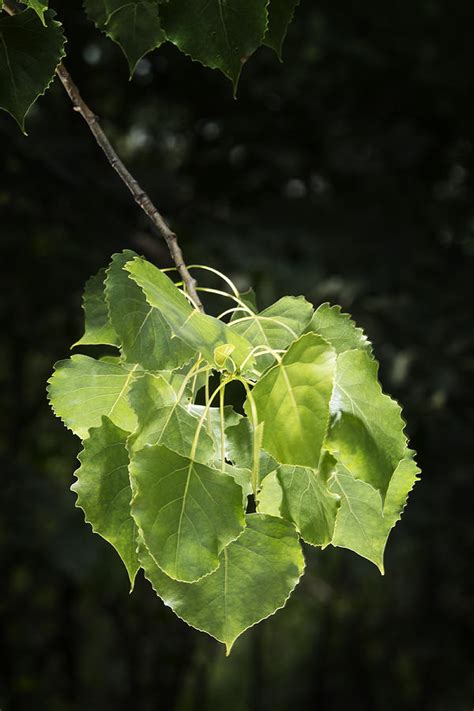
[1, 0, 473, 709]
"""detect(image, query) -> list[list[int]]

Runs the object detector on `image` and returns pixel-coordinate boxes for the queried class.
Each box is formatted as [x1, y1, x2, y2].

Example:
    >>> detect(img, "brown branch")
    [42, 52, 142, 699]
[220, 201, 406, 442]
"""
[3, 0, 203, 311]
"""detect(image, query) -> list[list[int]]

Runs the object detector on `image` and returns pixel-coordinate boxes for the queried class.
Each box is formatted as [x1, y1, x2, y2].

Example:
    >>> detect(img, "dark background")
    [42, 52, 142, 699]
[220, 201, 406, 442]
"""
[1, 1, 473, 709]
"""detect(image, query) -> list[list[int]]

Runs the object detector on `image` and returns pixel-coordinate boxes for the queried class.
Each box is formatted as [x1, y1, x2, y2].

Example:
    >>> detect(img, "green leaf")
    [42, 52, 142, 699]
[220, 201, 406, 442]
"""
[73, 268, 120, 348]
[225, 418, 277, 479]
[188, 403, 242, 464]
[307, 303, 372, 355]
[125, 257, 255, 371]
[0, 9, 65, 131]
[139, 513, 305, 653]
[329, 455, 419, 572]
[230, 287, 258, 319]
[128, 372, 214, 463]
[230, 295, 313, 372]
[48, 354, 140, 438]
[224, 463, 253, 500]
[277, 464, 340, 547]
[249, 333, 336, 468]
[159, 0, 269, 90]
[105, 250, 193, 371]
[84, 0, 166, 75]
[72, 417, 139, 586]
[326, 349, 407, 499]
[257, 471, 282, 516]
[264, 0, 299, 59]
[22, 0, 48, 24]
[130, 444, 245, 582]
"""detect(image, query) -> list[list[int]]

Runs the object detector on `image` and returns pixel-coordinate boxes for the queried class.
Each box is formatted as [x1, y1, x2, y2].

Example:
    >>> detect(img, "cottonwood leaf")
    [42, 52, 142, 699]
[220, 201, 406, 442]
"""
[130, 444, 245, 582]
[0, 9, 65, 131]
[139, 513, 305, 653]
[326, 349, 407, 499]
[277, 464, 340, 547]
[226, 418, 277, 480]
[128, 373, 214, 463]
[224, 463, 253, 500]
[329, 455, 420, 571]
[72, 417, 139, 586]
[48, 354, 140, 438]
[73, 268, 119, 348]
[125, 257, 254, 371]
[159, 0, 269, 90]
[264, 0, 299, 59]
[188, 403, 242, 464]
[106, 250, 193, 371]
[257, 471, 282, 516]
[249, 333, 336, 468]
[84, 0, 165, 75]
[307, 303, 372, 355]
[230, 295, 313, 372]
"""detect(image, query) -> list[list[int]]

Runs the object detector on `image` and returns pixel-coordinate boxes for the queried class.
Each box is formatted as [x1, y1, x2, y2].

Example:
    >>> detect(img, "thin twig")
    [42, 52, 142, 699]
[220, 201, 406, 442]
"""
[3, 0, 203, 311]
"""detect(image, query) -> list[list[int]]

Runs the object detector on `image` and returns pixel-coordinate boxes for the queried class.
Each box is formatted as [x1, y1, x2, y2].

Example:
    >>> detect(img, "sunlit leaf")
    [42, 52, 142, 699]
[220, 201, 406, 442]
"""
[72, 417, 139, 586]
[307, 303, 372, 355]
[249, 333, 336, 467]
[130, 444, 245, 582]
[326, 349, 407, 499]
[73, 268, 119, 348]
[48, 354, 140, 438]
[329, 454, 420, 571]
[125, 257, 254, 371]
[230, 295, 313, 371]
[278, 458, 340, 547]
[139, 514, 305, 653]
[128, 372, 214, 463]
[106, 250, 193, 371]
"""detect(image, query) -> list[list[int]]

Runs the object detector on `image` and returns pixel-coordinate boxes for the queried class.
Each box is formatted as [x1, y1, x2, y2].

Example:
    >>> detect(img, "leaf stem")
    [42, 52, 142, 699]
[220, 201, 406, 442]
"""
[234, 376, 261, 496]
[219, 380, 226, 472]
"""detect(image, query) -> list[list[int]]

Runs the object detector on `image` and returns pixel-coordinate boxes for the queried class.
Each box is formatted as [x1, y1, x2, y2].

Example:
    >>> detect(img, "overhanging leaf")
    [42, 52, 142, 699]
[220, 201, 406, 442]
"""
[159, 0, 269, 90]
[73, 268, 119, 348]
[326, 349, 407, 499]
[105, 250, 193, 371]
[130, 444, 245, 582]
[0, 9, 65, 131]
[72, 416, 139, 586]
[139, 513, 305, 653]
[264, 0, 299, 59]
[125, 257, 254, 371]
[84, 0, 166, 75]
[249, 333, 336, 468]
[48, 354, 140, 438]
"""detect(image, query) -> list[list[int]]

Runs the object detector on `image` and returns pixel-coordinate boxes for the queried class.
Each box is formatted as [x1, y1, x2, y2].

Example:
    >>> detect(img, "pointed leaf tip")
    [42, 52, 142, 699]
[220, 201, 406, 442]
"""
[0, 9, 65, 131]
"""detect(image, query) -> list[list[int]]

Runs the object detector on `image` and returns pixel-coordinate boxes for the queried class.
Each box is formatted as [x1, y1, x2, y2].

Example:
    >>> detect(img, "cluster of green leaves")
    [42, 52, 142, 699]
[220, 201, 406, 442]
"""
[0, 0, 300, 130]
[48, 251, 420, 653]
